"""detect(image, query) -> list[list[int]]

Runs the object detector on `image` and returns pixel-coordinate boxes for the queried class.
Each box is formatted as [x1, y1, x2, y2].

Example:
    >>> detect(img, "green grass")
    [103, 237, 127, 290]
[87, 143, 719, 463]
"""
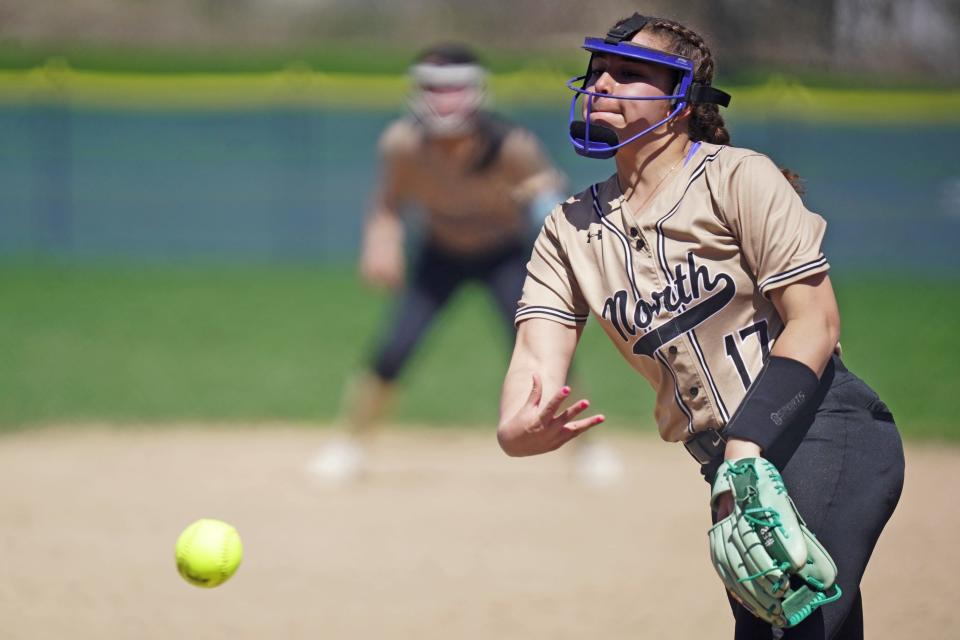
[828, 277, 959, 441]
[0, 264, 956, 440]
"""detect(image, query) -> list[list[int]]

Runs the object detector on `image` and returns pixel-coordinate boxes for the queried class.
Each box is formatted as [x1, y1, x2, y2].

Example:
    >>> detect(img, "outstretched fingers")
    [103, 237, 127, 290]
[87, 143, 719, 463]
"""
[562, 413, 606, 436]
[538, 384, 571, 422]
[557, 398, 592, 424]
[531, 383, 605, 448]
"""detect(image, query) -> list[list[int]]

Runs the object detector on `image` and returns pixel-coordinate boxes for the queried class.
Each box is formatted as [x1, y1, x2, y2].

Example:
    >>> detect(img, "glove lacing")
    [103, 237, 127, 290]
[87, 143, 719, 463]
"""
[725, 462, 792, 587]
[724, 461, 845, 609]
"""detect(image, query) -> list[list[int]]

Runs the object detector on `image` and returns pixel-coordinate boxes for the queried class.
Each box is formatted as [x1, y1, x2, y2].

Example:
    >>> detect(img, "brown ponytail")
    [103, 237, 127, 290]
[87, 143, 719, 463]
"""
[610, 16, 803, 194]
[643, 18, 730, 145]
[779, 168, 805, 196]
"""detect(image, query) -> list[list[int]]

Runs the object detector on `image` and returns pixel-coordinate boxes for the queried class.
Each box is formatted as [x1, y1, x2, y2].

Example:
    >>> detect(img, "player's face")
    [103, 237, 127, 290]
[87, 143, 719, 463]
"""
[583, 34, 680, 139]
[418, 83, 480, 119]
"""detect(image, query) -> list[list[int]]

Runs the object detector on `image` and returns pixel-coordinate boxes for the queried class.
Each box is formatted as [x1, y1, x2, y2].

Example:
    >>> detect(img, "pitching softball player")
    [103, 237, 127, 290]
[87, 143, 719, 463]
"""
[311, 43, 621, 484]
[497, 14, 904, 639]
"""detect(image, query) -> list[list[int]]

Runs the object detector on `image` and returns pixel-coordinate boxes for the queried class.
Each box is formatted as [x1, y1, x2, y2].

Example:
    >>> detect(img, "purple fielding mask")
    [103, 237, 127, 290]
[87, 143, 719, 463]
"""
[567, 37, 730, 159]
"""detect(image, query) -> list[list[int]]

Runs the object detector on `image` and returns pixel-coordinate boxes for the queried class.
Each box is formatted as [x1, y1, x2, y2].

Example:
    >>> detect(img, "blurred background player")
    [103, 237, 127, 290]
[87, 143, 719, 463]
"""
[308, 42, 623, 485]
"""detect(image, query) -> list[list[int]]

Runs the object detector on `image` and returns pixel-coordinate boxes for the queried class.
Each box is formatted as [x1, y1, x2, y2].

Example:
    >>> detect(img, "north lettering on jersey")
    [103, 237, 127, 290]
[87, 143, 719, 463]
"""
[601, 252, 735, 358]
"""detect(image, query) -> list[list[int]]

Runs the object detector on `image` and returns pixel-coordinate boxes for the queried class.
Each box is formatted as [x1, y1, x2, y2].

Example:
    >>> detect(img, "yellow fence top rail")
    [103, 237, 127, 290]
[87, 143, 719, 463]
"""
[1, 61, 958, 123]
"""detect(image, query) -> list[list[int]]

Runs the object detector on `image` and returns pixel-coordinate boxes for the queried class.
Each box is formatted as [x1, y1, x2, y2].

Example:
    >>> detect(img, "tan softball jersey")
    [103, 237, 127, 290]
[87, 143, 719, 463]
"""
[516, 142, 830, 443]
[378, 117, 564, 255]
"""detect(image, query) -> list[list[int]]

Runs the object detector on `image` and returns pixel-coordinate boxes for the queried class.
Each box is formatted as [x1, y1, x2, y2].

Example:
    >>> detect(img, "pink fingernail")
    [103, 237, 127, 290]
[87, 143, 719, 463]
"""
[580, 400, 589, 409]
[561, 387, 570, 396]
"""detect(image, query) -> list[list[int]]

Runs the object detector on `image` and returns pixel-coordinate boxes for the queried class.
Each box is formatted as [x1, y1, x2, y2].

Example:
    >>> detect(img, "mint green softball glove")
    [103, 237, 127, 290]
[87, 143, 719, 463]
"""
[708, 458, 842, 628]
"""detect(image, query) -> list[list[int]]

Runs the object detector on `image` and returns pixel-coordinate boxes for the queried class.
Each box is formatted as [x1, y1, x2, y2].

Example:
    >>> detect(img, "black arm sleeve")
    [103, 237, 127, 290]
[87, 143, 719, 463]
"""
[723, 355, 821, 453]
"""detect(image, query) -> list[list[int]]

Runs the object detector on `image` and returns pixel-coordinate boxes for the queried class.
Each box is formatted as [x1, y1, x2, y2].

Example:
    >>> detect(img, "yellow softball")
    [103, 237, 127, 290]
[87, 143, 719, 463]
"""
[174, 518, 243, 588]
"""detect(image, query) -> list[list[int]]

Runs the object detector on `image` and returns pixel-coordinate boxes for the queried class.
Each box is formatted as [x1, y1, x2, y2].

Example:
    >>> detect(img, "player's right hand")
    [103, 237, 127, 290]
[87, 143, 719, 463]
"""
[360, 245, 405, 290]
[497, 373, 605, 457]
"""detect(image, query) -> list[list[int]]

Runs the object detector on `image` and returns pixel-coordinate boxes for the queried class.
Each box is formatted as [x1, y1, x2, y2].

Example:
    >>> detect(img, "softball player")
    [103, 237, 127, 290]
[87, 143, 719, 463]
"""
[497, 14, 904, 639]
[311, 43, 622, 485]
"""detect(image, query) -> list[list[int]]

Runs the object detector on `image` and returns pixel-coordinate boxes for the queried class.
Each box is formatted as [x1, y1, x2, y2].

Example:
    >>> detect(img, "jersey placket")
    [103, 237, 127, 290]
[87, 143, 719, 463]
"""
[617, 192, 724, 436]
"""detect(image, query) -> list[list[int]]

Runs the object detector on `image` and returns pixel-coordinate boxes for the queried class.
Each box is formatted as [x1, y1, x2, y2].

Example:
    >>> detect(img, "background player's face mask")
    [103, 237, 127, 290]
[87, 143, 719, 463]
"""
[409, 63, 487, 137]
[567, 13, 731, 159]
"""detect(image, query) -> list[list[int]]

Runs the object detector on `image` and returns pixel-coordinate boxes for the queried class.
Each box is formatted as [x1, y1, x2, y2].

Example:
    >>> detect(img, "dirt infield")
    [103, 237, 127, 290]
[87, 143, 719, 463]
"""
[0, 426, 954, 639]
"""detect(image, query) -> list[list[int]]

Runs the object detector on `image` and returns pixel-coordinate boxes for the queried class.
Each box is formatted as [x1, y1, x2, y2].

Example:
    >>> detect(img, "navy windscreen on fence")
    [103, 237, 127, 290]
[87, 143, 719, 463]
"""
[1, 104, 958, 272]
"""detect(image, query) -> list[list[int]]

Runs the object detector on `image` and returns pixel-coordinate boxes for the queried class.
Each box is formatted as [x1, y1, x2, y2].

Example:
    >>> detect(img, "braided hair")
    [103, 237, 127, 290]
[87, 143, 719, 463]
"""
[633, 17, 729, 144]
[609, 16, 803, 194]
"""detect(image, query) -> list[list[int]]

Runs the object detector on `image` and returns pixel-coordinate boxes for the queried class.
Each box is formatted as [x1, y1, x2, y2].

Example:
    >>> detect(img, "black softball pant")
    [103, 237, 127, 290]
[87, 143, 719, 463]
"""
[705, 356, 905, 640]
[370, 240, 528, 381]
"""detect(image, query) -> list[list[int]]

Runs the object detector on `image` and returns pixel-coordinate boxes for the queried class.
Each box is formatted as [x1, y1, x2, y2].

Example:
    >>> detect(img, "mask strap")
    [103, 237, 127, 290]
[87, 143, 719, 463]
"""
[604, 13, 650, 44]
[689, 84, 732, 107]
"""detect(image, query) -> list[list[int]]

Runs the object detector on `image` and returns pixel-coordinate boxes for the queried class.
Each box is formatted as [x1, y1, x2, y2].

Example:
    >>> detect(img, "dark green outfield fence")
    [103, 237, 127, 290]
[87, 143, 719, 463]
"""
[2, 104, 959, 271]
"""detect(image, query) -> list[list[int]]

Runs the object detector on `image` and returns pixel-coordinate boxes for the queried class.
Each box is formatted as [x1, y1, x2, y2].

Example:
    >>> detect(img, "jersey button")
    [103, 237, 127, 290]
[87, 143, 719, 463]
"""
[668, 345, 678, 355]
[630, 227, 639, 237]
[689, 386, 699, 398]
[635, 238, 645, 251]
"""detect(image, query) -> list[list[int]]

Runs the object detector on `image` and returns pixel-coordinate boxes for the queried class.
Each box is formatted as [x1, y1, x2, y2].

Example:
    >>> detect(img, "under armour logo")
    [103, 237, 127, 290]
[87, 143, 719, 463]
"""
[587, 230, 603, 243]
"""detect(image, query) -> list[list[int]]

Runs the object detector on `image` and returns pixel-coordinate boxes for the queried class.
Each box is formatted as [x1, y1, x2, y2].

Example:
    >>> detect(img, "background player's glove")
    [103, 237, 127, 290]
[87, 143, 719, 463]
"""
[708, 457, 842, 628]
